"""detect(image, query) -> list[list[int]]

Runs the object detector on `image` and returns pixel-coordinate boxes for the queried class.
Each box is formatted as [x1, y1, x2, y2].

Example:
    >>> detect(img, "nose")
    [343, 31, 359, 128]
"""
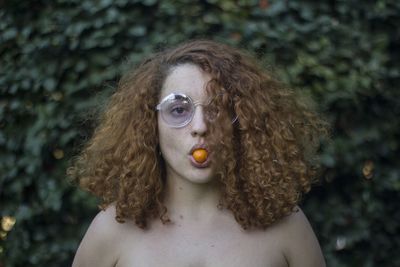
[190, 105, 208, 137]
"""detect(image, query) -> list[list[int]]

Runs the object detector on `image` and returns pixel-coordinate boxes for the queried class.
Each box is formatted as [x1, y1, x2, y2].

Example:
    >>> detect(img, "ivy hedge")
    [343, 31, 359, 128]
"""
[1, 0, 399, 266]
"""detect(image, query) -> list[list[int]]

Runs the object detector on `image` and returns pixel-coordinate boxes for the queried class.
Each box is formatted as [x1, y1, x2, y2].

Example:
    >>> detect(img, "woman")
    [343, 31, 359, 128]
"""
[69, 40, 328, 267]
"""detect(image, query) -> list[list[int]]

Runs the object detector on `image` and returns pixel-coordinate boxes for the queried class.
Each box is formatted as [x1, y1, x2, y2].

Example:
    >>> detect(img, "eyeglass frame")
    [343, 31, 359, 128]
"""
[155, 92, 238, 128]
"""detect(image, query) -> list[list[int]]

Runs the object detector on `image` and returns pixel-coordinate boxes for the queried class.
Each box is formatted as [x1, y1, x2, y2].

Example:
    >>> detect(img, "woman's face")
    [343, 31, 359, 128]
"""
[157, 63, 215, 184]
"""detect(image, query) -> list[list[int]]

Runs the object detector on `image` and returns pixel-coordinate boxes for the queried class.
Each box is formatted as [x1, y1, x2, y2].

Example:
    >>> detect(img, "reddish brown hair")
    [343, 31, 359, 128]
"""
[68, 40, 330, 229]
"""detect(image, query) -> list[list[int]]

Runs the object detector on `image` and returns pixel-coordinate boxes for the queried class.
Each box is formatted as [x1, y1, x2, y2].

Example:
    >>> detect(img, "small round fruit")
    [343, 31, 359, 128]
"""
[192, 148, 208, 163]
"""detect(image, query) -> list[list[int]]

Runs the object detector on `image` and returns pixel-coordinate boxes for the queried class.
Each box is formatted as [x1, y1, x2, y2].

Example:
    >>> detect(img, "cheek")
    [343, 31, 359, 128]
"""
[157, 118, 168, 149]
[158, 120, 191, 160]
[158, 120, 179, 156]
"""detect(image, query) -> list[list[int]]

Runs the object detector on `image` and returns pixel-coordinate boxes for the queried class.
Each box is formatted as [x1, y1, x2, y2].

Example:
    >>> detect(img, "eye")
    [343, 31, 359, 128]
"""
[168, 103, 191, 117]
[172, 106, 185, 114]
[205, 105, 220, 121]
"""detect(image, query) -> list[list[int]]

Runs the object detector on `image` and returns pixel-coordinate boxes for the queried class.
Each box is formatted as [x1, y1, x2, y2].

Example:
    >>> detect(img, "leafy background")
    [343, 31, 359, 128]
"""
[1, 0, 399, 266]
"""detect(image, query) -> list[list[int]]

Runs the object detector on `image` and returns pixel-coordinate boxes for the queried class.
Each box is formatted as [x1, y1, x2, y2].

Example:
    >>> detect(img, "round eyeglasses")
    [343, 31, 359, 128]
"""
[156, 93, 237, 128]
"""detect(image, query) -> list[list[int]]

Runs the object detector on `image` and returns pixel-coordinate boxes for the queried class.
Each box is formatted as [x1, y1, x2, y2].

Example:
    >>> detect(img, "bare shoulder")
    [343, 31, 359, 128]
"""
[72, 205, 127, 267]
[269, 206, 326, 267]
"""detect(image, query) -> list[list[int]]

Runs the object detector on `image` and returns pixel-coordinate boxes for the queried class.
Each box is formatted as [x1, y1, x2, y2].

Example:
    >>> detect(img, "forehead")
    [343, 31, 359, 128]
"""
[160, 64, 211, 101]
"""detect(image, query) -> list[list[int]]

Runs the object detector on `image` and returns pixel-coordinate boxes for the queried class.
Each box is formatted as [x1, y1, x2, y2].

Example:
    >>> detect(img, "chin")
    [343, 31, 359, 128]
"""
[165, 160, 216, 184]
[185, 169, 215, 184]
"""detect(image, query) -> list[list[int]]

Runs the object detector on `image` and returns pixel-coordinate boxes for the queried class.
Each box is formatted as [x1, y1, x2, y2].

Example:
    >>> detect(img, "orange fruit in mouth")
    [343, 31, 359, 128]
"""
[192, 148, 208, 163]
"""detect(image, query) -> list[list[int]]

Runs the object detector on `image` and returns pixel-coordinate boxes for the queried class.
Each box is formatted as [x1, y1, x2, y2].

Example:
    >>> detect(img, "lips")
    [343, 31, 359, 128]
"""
[188, 144, 211, 168]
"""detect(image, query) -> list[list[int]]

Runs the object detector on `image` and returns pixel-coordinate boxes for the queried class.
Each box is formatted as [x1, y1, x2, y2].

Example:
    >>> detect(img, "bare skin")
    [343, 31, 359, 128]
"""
[72, 64, 326, 267]
[72, 204, 325, 267]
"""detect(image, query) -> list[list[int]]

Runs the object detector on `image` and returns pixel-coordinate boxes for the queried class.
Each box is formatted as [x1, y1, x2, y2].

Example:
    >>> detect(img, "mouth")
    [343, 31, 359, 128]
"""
[188, 144, 211, 168]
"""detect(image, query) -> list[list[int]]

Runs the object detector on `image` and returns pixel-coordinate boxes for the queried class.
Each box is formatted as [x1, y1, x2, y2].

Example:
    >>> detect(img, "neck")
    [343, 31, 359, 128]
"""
[163, 169, 221, 224]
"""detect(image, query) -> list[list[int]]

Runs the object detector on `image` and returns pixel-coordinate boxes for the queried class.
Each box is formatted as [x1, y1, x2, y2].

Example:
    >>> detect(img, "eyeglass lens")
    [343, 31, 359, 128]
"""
[159, 94, 236, 128]
[160, 95, 194, 127]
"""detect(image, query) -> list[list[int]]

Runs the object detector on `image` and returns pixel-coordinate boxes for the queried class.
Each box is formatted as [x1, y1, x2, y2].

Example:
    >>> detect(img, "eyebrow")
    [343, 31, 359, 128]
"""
[160, 93, 215, 105]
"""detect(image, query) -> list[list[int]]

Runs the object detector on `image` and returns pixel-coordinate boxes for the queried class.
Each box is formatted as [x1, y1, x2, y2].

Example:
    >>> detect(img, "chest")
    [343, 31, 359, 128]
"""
[115, 223, 287, 267]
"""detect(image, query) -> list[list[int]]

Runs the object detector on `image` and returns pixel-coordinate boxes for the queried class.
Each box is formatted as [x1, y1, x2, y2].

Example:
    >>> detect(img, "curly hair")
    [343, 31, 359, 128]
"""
[68, 40, 330, 230]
